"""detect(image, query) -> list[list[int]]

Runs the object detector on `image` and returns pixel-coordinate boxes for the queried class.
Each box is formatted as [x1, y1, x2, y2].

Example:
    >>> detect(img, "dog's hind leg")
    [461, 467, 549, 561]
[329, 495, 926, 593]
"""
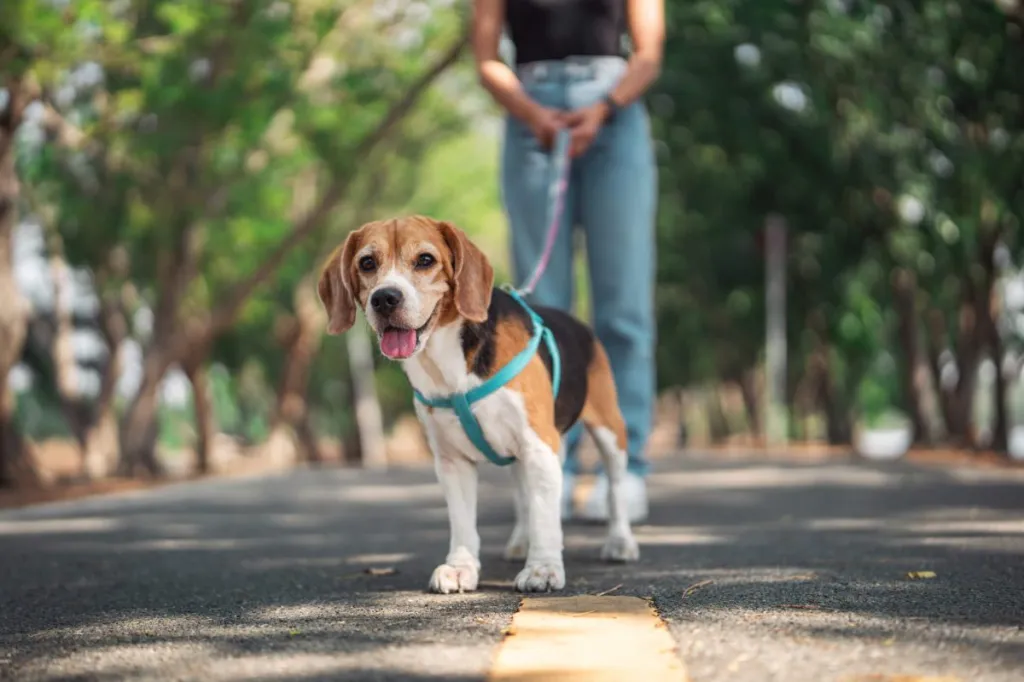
[503, 462, 530, 561]
[581, 344, 640, 563]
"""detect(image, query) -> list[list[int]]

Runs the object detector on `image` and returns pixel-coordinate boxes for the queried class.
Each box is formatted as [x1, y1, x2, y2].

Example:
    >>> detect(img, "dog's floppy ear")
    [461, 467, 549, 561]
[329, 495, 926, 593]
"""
[317, 230, 361, 335]
[439, 220, 494, 323]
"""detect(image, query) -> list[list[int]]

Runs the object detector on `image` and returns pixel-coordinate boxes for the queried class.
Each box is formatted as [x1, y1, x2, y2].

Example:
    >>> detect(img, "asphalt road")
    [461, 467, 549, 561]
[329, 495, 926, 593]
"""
[1, 452, 1023, 682]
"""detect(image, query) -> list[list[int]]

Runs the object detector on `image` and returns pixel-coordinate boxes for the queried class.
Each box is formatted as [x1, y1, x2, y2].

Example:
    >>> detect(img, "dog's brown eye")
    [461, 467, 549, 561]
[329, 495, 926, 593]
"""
[415, 253, 436, 269]
[358, 256, 376, 272]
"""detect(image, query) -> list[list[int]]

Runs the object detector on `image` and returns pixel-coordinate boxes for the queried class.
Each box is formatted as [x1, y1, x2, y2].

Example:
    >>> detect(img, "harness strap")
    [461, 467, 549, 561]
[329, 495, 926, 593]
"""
[413, 292, 561, 467]
[508, 287, 561, 398]
[542, 327, 560, 398]
[451, 392, 515, 466]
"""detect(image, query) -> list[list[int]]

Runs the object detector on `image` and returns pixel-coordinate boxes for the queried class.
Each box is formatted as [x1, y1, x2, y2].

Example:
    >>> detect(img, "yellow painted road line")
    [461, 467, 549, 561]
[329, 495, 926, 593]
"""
[488, 595, 687, 682]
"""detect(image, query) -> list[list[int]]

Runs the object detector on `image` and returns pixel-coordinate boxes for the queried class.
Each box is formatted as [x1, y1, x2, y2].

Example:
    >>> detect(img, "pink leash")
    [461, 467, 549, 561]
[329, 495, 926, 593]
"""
[516, 128, 572, 296]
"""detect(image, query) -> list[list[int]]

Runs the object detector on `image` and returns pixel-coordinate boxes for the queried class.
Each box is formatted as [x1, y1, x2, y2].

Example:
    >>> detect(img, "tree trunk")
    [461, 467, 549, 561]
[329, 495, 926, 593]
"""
[84, 406, 120, 481]
[676, 387, 690, 447]
[815, 347, 850, 445]
[0, 78, 42, 488]
[706, 386, 730, 444]
[118, 354, 167, 477]
[978, 233, 1008, 452]
[271, 285, 326, 463]
[990, 341, 1009, 453]
[291, 417, 322, 464]
[81, 294, 127, 480]
[183, 359, 215, 475]
[119, 243, 208, 477]
[0, 388, 40, 488]
[821, 380, 850, 444]
[739, 369, 761, 438]
[951, 292, 981, 445]
[791, 366, 820, 442]
[924, 308, 958, 441]
[346, 319, 386, 469]
[118, 217, 204, 477]
[892, 268, 928, 443]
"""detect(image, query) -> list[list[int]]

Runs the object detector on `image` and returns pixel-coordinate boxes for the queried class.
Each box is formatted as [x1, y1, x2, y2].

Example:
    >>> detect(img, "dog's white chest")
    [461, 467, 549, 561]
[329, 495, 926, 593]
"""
[415, 388, 529, 463]
[403, 322, 535, 463]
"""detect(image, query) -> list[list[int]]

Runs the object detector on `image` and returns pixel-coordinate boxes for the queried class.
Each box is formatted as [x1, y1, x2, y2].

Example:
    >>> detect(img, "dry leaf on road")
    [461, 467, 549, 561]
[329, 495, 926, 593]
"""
[594, 583, 623, 597]
[683, 579, 715, 597]
[365, 566, 398, 576]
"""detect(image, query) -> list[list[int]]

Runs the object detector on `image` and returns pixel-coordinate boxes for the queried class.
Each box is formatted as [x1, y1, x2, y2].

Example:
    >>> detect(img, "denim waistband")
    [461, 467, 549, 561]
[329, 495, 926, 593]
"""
[515, 56, 627, 86]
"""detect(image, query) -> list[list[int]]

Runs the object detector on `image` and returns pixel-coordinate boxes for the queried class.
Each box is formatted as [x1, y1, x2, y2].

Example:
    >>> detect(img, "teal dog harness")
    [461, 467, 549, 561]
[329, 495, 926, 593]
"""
[412, 287, 561, 466]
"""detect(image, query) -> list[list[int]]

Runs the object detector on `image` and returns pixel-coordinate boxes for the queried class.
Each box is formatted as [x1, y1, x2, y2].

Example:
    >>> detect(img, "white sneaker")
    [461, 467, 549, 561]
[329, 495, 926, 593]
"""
[578, 471, 649, 523]
[561, 472, 576, 520]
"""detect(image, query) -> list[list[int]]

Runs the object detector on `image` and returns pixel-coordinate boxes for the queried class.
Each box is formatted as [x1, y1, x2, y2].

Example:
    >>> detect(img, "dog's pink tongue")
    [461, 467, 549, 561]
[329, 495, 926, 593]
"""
[380, 329, 417, 359]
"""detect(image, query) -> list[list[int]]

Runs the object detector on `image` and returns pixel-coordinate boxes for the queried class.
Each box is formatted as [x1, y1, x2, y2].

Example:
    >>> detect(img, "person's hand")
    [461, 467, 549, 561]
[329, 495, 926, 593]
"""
[564, 101, 611, 158]
[526, 105, 566, 150]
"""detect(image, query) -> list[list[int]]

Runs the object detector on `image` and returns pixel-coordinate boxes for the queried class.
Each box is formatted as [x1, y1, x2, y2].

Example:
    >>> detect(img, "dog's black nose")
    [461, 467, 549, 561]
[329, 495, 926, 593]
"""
[370, 287, 403, 314]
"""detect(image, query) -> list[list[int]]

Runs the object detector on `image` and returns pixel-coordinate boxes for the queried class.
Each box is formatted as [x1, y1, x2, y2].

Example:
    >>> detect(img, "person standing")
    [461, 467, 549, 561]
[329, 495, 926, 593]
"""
[471, 0, 664, 521]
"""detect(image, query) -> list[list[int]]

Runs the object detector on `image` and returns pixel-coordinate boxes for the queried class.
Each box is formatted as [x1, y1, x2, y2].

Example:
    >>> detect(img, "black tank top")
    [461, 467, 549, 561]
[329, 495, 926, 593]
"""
[505, 0, 626, 65]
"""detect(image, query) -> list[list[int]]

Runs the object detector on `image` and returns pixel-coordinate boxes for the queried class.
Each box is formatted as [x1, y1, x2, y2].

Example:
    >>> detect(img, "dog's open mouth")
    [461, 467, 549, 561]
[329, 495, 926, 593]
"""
[379, 326, 420, 359]
[377, 308, 437, 360]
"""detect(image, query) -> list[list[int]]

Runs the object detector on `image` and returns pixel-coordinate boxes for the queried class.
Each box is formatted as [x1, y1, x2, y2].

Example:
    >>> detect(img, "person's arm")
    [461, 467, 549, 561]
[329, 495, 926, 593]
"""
[472, 0, 538, 123]
[472, 0, 564, 147]
[606, 0, 665, 110]
[565, 0, 665, 156]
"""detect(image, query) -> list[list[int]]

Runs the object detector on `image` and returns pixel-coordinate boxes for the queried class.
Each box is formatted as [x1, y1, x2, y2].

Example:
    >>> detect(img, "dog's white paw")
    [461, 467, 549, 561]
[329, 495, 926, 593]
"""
[601, 533, 640, 563]
[503, 525, 530, 561]
[514, 562, 565, 592]
[428, 564, 479, 594]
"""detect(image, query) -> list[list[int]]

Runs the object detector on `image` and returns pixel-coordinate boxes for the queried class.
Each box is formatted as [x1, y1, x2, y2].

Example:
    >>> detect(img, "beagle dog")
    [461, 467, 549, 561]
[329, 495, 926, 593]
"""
[318, 215, 639, 593]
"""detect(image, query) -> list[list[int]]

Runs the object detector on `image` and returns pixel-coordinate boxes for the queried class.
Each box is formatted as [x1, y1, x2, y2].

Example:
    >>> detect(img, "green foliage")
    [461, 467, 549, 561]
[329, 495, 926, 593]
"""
[14, 389, 73, 441]
[651, 0, 1024, 442]
[10, 0, 1023, 458]
[158, 406, 190, 451]
[8, 0, 477, 457]
[208, 364, 241, 435]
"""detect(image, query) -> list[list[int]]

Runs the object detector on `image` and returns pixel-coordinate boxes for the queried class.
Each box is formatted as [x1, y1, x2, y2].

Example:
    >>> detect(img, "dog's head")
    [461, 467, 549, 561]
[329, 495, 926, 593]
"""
[317, 215, 494, 359]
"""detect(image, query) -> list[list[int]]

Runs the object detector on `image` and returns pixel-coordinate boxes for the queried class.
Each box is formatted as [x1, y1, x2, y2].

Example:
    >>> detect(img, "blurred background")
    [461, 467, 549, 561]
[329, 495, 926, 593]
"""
[1, 0, 1023, 498]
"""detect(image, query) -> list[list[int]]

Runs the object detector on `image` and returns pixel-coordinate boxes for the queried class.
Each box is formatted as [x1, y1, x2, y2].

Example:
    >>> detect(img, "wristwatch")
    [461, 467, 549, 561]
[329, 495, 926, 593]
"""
[602, 93, 620, 121]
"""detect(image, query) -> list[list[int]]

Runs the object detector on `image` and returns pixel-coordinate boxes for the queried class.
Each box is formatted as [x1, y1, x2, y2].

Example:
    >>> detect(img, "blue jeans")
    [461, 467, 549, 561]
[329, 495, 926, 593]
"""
[500, 56, 657, 477]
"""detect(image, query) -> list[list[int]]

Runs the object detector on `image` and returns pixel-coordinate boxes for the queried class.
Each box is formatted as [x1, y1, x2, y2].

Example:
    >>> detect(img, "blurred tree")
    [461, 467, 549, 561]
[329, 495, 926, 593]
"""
[649, 0, 1024, 451]
[0, 0, 131, 484]
[6, 0, 1023, 490]
[16, 0, 469, 477]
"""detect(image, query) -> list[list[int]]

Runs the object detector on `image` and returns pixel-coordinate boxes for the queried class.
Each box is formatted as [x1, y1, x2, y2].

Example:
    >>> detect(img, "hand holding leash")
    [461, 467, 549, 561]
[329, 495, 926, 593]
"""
[526, 105, 568, 150]
[563, 101, 611, 158]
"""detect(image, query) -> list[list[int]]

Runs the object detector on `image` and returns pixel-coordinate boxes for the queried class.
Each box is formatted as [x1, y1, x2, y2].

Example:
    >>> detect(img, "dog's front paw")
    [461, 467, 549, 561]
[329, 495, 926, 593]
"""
[514, 562, 565, 593]
[601, 533, 640, 563]
[428, 564, 479, 594]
